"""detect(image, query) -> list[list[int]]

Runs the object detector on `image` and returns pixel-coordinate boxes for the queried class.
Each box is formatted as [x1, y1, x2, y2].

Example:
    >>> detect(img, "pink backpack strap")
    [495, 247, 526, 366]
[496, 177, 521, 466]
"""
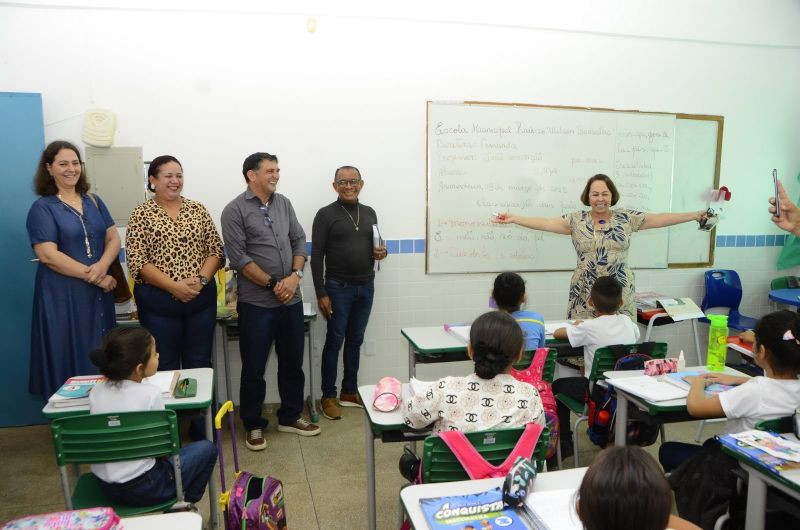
[528, 347, 549, 379]
[438, 423, 544, 479]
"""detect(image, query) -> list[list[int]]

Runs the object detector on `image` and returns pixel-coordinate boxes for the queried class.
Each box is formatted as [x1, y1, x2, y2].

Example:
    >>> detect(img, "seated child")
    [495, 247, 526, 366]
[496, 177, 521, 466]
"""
[492, 271, 546, 351]
[89, 327, 217, 507]
[577, 446, 701, 530]
[551, 276, 640, 455]
[659, 309, 800, 470]
[402, 311, 546, 433]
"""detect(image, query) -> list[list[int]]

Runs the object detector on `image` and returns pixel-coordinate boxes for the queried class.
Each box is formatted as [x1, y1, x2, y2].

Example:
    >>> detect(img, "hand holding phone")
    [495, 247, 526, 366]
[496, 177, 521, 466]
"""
[774, 169, 781, 217]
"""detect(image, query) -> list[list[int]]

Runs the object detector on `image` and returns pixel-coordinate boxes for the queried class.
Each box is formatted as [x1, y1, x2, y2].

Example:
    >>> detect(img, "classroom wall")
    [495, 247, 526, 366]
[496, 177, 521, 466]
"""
[3, 1, 800, 404]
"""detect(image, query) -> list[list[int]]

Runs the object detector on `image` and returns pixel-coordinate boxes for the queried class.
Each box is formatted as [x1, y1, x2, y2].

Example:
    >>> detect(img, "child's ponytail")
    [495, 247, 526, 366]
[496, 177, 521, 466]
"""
[469, 311, 524, 379]
[91, 327, 154, 382]
[754, 310, 800, 375]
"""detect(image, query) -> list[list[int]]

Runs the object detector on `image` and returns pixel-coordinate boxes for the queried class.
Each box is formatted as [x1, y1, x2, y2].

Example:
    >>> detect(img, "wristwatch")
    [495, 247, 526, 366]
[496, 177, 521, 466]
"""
[198, 275, 209, 287]
[293, 269, 304, 279]
[265, 277, 277, 291]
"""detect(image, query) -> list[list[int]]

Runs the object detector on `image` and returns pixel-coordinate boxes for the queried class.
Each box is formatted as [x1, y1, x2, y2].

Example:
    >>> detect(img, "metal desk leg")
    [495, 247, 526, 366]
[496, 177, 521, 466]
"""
[206, 404, 219, 528]
[365, 412, 377, 530]
[745, 468, 767, 530]
[221, 322, 233, 405]
[408, 342, 415, 380]
[615, 392, 629, 446]
[306, 321, 320, 422]
[691, 318, 703, 366]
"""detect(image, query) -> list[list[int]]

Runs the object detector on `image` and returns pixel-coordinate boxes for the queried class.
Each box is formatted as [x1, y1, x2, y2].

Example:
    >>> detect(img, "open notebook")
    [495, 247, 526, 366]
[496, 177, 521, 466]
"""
[607, 375, 687, 402]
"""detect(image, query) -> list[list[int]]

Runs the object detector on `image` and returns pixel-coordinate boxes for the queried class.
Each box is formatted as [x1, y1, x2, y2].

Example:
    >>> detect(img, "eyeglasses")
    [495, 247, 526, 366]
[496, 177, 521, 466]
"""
[259, 205, 273, 226]
[334, 179, 362, 188]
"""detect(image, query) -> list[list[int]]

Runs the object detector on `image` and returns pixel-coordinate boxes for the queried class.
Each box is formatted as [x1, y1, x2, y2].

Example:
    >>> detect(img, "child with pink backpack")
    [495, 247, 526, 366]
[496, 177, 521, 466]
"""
[402, 311, 546, 434]
[399, 311, 546, 480]
[493, 272, 560, 460]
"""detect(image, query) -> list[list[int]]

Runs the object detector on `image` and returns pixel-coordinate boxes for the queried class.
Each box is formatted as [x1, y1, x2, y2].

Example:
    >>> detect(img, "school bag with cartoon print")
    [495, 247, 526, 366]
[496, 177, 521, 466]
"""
[510, 347, 559, 458]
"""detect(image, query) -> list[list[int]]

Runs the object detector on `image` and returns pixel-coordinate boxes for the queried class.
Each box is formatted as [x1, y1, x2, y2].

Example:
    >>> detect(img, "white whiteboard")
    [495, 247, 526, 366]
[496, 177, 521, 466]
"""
[426, 102, 718, 274]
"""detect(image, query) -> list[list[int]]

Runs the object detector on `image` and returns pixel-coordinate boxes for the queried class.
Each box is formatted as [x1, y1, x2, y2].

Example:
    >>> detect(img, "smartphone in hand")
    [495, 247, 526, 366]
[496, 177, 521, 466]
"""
[774, 169, 781, 217]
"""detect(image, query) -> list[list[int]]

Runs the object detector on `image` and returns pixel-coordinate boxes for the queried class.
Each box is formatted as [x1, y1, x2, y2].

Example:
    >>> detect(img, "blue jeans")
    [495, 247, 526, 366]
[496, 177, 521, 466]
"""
[237, 301, 305, 430]
[98, 440, 217, 505]
[321, 278, 375, 398]
[134, 279, 217, 371]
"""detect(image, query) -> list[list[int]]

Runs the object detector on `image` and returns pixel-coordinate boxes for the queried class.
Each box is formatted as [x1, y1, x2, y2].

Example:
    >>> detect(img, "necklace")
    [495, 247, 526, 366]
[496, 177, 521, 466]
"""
[59, 197, 93, 258]
[58, 193, 81, 207]
[340, 204, 360, 231]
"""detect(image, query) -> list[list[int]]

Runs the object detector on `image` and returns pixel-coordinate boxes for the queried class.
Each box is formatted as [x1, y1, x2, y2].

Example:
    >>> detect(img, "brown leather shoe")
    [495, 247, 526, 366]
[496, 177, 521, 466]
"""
[245, 428, 267, 451]
[321, 397, 342, 420]
[339, 392, 364, 408]
[277, 418, 321, 436]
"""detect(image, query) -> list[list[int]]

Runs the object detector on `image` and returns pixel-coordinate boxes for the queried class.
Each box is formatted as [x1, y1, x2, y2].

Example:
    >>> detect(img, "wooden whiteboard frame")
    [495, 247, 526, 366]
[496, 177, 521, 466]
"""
[424, 100, 722, 272]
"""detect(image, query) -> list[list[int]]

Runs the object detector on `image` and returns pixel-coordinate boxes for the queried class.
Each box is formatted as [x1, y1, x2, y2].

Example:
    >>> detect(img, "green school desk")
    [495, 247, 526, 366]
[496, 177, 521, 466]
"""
[721, 435, 800, 530]
[402, 320, 577, 379]
[604, 365, 751, 447]
[358, 383, 429, 530]
[42, 367, 219, 528]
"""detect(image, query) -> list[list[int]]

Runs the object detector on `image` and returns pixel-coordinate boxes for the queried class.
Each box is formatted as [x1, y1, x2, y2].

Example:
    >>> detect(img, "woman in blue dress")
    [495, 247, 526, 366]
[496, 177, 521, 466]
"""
[26, 141, 121, 398]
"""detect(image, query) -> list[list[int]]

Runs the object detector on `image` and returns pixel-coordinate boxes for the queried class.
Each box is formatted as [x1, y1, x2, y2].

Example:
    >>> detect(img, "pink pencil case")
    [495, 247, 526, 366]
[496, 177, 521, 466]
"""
[373, 376, 402, 412]
[644, 358, 678, 376]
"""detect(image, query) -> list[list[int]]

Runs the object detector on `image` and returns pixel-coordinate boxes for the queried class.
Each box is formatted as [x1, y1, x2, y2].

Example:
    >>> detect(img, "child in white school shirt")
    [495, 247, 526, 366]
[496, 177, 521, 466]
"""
[659, 309, 800, 470]
[89, 327, 217, 507]
[551, 276, 640, 457]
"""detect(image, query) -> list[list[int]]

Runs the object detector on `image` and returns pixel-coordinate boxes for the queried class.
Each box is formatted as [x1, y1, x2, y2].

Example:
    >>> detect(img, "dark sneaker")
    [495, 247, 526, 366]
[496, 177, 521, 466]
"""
[321, 397, 342, 420]
[339, 392, 364, 408]
[277, 418, 321, 437]
[245, 428, 267, 451]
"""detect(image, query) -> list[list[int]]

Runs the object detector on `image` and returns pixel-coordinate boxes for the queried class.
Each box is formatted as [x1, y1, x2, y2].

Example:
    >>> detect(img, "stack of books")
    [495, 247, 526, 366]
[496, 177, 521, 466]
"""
[719, 430, 800, 486]
[47, 371, 181, 408]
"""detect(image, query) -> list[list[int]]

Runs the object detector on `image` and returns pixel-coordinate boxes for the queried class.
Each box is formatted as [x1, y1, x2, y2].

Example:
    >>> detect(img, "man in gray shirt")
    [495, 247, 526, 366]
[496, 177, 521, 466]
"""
[221, 152, 320, 451]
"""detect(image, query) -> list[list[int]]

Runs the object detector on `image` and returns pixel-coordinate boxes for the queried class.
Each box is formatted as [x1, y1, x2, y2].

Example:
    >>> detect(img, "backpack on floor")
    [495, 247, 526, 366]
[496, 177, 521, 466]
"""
[510, 347, 560, 459]
[586, 346, 661, 448]
[228, 471, 287, 530]
[216, 401, 287, 530]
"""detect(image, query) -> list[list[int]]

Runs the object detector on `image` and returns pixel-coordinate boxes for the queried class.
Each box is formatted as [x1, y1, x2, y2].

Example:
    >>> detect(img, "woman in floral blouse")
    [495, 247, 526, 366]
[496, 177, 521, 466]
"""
[126, 155, 224, 371]
[495, 174, 706, 319]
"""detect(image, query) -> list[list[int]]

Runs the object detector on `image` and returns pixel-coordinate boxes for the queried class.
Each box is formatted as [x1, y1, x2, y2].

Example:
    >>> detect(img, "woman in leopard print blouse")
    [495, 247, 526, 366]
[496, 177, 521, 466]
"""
[126, 155, 224, 374]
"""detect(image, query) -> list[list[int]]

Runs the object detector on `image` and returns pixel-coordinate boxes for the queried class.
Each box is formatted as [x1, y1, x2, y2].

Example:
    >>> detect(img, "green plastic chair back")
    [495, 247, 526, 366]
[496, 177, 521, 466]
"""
[514, 348, 558, 383]
[556, 342, 668, 415]
[51, 409, 182, 516]
[589, 342, 668, 382]
[421, 426, 550, 483]
[771, 276, 800, 290]
[755, 416, 794, 433]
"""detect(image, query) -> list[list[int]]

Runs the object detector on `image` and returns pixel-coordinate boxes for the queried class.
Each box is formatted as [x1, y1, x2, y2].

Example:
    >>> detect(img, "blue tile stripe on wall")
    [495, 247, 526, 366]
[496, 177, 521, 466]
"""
[716, 234, 786, 248]
[120, 236, 781, 261]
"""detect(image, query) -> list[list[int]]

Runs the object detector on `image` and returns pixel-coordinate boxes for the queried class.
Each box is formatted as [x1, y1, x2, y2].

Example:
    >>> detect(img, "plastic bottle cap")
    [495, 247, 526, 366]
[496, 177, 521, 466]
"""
[708, 314, 729, 325]
[597, 410, 611, 425]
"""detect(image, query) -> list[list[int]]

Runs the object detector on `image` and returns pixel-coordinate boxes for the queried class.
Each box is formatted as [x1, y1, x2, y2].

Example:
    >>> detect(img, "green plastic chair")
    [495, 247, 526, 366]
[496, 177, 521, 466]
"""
[514, 348, 558, 382]
[770, 276, 800, 290]
[51, 409, 183, 516]
[755, 416, 794, 433]
[554, 342, 667, 467]
[421, 425, 550, 483]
